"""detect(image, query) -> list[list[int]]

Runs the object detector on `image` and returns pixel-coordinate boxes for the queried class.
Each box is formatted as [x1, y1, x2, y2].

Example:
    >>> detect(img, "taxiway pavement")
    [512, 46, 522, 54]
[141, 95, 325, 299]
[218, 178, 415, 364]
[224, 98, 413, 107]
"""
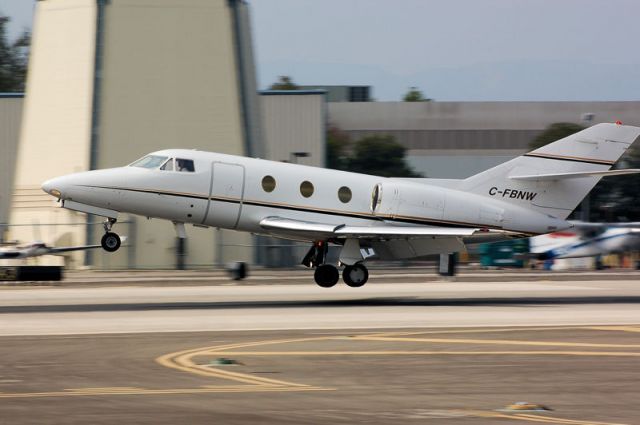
[1, 271, 639, 424]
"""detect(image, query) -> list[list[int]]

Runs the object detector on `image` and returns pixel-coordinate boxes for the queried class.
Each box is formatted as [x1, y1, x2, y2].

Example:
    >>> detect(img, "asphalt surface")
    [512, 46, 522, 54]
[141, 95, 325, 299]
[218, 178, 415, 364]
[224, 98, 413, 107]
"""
[1, 271, 639, 424]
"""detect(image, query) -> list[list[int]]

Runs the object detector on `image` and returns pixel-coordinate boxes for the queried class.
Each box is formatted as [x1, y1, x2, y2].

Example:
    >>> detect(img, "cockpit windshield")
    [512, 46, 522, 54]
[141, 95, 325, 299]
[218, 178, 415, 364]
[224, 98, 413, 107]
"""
[129, 155, 169, 169]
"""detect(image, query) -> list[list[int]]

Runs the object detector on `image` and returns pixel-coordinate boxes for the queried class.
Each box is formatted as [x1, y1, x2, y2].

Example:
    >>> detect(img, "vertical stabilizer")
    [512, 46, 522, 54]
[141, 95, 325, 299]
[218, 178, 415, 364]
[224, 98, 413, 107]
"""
[459, 123, 640, 219]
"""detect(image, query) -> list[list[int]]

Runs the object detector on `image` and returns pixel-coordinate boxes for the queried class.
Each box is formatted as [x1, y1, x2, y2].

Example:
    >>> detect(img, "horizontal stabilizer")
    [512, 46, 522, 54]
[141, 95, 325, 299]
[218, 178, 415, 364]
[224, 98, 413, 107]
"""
[509, 169, 640, 181]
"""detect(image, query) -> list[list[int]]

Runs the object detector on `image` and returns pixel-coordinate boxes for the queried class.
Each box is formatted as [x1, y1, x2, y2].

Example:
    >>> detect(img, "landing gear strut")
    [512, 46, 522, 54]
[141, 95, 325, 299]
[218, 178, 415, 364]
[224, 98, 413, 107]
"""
[304, 241, 339, 288]
[101, 218, 121, 252]
[304, 241, 369, 288]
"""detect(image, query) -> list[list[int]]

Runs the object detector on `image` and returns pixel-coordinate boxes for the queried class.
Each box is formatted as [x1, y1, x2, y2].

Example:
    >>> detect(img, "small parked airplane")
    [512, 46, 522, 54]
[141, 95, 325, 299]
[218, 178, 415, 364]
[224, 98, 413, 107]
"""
[41, 123, 640, 287]
[530, 222, 640, 266]
[0, 240, 104, 259]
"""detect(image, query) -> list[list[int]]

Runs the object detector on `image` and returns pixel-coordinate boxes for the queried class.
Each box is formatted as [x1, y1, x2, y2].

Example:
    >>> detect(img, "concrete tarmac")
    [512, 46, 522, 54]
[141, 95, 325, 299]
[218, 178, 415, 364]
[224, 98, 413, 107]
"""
[1, 271, 639, 424]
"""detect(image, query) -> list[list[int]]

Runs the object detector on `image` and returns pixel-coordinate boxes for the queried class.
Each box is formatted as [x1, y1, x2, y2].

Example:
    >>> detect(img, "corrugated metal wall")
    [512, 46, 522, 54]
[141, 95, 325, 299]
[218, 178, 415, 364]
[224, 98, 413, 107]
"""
[261, 93, 326, 166]
[343, 129, 542, 150]
[329, 101, 640, 132]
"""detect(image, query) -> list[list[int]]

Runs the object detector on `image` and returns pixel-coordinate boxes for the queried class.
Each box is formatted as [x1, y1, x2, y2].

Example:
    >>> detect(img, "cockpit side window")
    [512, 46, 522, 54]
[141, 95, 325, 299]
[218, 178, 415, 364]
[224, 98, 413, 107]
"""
[130, 155, 169, 169]
[176, 158, 195, 172]
[160, 158, 174, 171]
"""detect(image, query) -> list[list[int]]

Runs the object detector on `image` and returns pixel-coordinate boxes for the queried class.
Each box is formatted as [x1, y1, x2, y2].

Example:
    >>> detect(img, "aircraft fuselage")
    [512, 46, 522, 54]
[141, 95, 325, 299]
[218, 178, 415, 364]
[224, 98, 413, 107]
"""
[42, 149, 566, 239]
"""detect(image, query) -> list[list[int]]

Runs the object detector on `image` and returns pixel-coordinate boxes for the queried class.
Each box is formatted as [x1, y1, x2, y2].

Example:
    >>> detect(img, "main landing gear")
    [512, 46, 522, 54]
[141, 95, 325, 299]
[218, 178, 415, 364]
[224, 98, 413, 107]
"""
[303, 241, 369, 288]
[101, 218, 121, 253]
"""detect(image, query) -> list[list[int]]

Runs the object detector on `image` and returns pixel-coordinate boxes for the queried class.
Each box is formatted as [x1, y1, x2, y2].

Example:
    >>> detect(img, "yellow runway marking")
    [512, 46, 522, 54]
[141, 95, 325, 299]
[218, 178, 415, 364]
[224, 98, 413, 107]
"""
[586, 326, 640, 333]
[424, 410, 629, 425]
[353, 335, 640, 348]
[156, 336, 332, 388]
[0, 386, 330, 398]
[208, 350, 640, 357]
[362, 325, 613, 338]
[512, 412, 629, 425]
[3, 324, 639, 416]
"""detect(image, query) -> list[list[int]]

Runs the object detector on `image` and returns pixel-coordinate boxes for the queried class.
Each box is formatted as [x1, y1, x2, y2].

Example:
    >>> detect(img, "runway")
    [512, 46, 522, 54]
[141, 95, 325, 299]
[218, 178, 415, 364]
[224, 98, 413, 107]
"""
[1, 271, 639, 424]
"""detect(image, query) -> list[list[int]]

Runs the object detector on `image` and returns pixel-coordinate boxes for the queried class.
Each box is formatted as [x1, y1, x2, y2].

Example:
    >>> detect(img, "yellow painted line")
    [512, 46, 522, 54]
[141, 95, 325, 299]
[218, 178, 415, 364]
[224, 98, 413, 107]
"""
[65, 387, 142, 391]
[209, 350, 640, 357]
[174, 353, 309, 387]
[514, 413, 630, 425]
[354, 325, 624, 339]
[586, 326, 640, 333]
[64, 387, 142, 393]
[0, 386, 331, 399]
[445, 410, 629, 425]
[156, 336, 333, 388]
[354, 336, 640, 348]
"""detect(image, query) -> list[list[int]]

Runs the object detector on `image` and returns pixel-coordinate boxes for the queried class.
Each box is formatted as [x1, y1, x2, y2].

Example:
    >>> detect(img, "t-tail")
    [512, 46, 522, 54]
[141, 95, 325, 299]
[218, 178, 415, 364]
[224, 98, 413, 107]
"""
[459, 123, 640, 219]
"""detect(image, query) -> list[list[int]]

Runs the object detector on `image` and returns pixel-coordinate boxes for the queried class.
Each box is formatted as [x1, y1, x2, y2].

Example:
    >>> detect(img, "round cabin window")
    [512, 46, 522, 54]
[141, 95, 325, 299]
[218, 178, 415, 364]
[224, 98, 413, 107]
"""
[338, 186, 352, 203]
[261, 175, 276, 192]
[300, 181, 314, 198]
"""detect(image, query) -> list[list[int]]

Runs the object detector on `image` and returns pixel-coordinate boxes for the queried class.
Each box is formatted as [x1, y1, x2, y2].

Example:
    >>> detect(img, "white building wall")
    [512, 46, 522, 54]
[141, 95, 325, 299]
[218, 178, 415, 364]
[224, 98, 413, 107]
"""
[90, 0, 252, 269]
[0, 96, 23, 241]
[8, 0, 258, 269]
[9, 0, 98, 265]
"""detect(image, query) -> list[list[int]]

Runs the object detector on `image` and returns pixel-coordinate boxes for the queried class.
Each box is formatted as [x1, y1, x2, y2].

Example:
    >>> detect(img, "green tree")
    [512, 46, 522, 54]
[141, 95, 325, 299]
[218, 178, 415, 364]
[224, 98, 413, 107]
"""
[0, 14, 30, 92]
[326, 126, 351, 171]
[348, 135, 422, 177]
[402, 86, 430, 102]
[269, 75, 299, 90]
[529, 122, 585, 150]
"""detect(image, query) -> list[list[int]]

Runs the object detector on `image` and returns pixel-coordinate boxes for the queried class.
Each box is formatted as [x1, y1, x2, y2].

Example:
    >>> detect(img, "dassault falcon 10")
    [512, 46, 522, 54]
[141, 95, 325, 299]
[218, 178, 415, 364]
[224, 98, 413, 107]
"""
[42, 123, 640, 287]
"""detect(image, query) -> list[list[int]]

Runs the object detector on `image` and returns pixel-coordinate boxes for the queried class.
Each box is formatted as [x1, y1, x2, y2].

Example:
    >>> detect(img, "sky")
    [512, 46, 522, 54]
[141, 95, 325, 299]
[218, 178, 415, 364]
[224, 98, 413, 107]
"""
[2, 0, 640, 101]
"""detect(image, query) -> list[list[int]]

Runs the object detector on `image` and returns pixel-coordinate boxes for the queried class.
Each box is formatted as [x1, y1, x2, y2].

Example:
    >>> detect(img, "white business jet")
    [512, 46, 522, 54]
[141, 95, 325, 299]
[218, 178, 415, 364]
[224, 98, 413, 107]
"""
[530, 222, 640, 263]
[41, 123, 640, 287]
[0, 240, 103, 259]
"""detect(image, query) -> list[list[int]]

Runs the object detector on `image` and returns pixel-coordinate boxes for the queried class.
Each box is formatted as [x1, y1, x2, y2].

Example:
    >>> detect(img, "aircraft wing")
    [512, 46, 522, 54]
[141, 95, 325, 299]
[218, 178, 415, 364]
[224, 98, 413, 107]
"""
[46, 244, 103, 255]
[574, 221, 640, 229]
[0, 250, 22, 259]
[567, 221, 640, 236]
[47, 236, 127, 255]
[259, 216, 520, 241]
[260, 216, 524, 261]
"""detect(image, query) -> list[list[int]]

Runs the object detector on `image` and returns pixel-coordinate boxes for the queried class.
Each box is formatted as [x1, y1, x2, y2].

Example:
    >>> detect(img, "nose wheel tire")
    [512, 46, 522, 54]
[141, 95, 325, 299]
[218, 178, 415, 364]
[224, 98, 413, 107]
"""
[101, 232, 121, 252]
[343, 263, 369, 287]
[314, 264, 339, 288]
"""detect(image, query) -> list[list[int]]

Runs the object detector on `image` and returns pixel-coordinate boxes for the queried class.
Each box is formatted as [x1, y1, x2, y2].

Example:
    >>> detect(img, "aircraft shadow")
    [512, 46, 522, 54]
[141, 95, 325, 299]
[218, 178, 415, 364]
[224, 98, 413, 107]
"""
[2, 296, 640, 314]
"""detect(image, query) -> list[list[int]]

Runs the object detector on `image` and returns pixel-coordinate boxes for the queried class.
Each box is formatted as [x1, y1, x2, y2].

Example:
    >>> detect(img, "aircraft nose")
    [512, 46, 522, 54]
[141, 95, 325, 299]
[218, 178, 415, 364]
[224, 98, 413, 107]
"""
[41, 177, 66, 199]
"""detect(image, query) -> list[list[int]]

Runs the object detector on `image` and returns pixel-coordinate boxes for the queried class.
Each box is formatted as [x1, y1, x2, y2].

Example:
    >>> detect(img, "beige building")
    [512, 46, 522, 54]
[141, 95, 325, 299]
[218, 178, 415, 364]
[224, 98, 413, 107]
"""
[257, 90, 327, 267]
[0, 95, 23, 243]
[329, 101, 640, 178]
[260, 90, 326, 166]
[10, 0, 261, 268]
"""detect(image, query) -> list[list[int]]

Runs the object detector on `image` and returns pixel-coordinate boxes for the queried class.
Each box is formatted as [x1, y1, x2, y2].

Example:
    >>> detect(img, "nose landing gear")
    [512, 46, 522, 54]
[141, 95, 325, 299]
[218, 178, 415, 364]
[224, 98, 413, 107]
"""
[101, 218, 121, 252]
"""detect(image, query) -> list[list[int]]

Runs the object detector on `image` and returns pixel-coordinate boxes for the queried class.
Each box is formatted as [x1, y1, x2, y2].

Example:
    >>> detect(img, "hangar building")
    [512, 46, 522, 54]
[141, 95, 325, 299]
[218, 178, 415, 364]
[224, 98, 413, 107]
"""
[329, 101, 640, 178]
